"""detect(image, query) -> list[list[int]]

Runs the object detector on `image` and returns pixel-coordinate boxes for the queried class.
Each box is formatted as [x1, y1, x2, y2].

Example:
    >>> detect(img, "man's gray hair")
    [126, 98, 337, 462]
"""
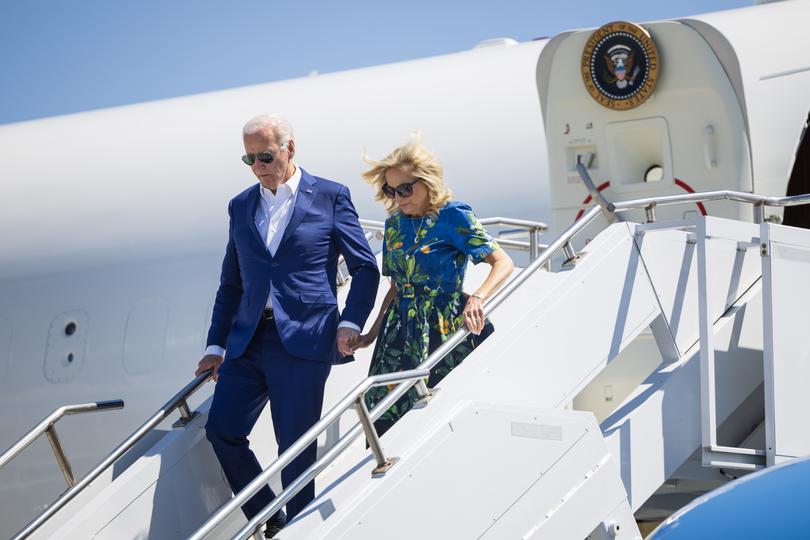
[243, 114, 294, 149]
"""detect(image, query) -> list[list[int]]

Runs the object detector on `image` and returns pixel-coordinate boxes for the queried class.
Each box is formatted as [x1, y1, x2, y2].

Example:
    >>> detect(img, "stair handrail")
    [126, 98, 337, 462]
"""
[610, 188, 810, 226]
[611, 189, 810, 216]
[189, 369, 433, 540]
[10, 371, 213, 540]
[194, 188, 810, 539]
[6, 216, 539, 537]
[23, 189, 808, 539]
[190, 207, 596, 540]
[336, 230, 377, 286]
[0, 400, 125, 487]
[361, 216, 549, 260]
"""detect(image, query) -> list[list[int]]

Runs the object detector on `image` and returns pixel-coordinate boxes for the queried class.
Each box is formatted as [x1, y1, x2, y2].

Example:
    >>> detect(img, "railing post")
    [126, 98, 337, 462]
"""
[11, 376, 210, 540]
[172, 399, 198, 428]
[413, 378, 440, 406]
[563, 241, 577, 261]
[645, 202, 657, 223]
[529, 227, 540, 262]
[195, 194, 810, 539]
[45, 425, 76, 487]
[354, 396, 399, 477]
[562, 240, 582, 267]
[753, 202, 765, 224]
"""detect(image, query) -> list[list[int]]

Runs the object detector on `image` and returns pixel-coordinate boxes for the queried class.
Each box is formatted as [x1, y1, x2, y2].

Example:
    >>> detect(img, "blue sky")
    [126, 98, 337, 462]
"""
[0, 0, 751, 125]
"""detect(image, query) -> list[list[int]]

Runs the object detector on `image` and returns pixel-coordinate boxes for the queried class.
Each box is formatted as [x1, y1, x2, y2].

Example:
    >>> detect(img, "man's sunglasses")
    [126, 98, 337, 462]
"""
[242, 152, 275, 166]
[382, 179, 421, 199]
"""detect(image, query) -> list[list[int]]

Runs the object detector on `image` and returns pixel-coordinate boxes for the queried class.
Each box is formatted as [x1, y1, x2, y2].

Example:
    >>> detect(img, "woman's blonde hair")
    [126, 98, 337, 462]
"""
[362, 133, 452, 216]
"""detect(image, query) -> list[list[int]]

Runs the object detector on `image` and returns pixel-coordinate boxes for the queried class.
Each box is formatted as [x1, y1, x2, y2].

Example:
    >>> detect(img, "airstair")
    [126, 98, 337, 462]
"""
[6, 193, 810, 540]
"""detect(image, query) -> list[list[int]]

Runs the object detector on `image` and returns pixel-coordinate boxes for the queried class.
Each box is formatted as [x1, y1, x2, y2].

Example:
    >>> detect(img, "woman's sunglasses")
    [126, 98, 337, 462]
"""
[382, 179, 421, 199]
[242, 152, 274, 166]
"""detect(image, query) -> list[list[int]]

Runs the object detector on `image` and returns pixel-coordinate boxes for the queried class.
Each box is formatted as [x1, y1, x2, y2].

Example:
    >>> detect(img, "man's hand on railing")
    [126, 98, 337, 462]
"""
[196, 354, 224, 382]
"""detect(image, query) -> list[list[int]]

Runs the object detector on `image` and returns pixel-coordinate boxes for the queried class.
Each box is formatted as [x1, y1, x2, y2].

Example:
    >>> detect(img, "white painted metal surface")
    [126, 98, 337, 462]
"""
[266, 216, 775, 539]
[538, 1, 810, 240]
[0, 40, 551, 535]
[286, 405, 638, 540]
[19, 212, 810, 540]
[600, 216, 767, 513]
[603, 279, 765, 510]
[24, 260, 518, 539]
[696, 217, 765, 470]
[541, 20, 753, 234]
[4, 2, 810, 537]
[761, 222, 810, 465]
[687, 1, 810, 200]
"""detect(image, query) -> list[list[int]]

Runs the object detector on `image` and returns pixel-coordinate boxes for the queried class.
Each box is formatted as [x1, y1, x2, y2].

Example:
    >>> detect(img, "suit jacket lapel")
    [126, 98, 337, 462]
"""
[245, 184, 269, 253]
[278, 169, 318, 250]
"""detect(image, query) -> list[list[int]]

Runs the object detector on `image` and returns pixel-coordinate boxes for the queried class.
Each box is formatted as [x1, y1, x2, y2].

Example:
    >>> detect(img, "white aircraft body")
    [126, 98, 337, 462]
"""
[0, 1, 809, 537]
[0, 30, 552, 537]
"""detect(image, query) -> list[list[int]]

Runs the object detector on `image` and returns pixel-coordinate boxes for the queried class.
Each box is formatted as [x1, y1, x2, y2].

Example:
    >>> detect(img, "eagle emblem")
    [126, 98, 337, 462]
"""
[604, 44, 640, 90]
[581, 22, 659, 110]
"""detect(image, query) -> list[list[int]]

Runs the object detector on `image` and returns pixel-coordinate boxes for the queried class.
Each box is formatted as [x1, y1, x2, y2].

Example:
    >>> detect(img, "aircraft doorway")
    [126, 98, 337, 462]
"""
[782, 110, 810, 229]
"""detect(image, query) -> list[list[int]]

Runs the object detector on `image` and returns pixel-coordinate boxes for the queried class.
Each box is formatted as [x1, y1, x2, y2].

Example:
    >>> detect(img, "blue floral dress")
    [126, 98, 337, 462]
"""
[365, 200, 498, 436]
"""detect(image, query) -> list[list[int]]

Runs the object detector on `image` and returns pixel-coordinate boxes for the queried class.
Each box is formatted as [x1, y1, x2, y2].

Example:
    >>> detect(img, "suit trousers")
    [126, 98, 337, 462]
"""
[205, 317, 331, 521]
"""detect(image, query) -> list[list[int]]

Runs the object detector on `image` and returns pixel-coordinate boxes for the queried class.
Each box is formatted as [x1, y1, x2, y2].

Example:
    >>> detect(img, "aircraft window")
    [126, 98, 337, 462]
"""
[45, 311, 88, 383]
[645, 165, 664, 183]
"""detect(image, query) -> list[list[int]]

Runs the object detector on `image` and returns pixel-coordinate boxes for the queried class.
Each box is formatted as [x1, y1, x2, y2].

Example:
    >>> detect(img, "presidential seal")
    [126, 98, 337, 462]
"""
[581, 21, 659, 110]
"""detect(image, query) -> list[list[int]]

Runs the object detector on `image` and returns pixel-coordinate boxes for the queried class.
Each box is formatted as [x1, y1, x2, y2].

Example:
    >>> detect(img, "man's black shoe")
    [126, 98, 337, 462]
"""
[264, 513, 286, 538]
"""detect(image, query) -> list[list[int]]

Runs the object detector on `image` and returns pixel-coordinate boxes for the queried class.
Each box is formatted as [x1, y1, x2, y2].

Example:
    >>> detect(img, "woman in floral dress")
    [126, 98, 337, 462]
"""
[353, 138, 514, 436]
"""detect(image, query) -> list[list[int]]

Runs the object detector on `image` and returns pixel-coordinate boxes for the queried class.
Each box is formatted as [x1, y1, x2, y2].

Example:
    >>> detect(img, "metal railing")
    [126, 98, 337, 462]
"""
[0, 400, 124, 487]
[190, 208, 595, 539]
[6, 210, 545, 538]
[611, 190, 810, 223]
[480, 217, 548, 261]
[358, 218, 385, 235]
[190, 187, 810, 539]
[336, 230, 378, 287]
[360, 216, 549, 261]
[10, 372, 213, 540]
[188, 369, 432, 540]
[576, 160, 810, 224]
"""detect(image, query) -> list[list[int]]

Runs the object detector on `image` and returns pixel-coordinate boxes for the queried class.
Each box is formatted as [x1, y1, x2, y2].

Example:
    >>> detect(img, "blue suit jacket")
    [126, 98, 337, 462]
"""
[206, 168, 379, 364]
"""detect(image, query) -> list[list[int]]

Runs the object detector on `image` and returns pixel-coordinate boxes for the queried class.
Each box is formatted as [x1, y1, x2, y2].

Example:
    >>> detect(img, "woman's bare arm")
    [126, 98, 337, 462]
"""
[463, 249, 514, 333]
[353, 279, 397, 349]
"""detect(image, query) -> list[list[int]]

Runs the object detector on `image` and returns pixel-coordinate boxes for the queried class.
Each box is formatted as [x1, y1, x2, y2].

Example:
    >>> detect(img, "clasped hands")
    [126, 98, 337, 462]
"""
[337, 327, 374, 356]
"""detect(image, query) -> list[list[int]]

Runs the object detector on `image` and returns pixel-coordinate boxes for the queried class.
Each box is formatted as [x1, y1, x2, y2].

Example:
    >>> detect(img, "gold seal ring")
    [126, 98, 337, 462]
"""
[581, 21, 660, 110]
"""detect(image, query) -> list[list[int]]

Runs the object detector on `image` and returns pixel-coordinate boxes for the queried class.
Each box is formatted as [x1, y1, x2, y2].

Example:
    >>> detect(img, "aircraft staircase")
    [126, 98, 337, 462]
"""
[7, 193, 810, 540]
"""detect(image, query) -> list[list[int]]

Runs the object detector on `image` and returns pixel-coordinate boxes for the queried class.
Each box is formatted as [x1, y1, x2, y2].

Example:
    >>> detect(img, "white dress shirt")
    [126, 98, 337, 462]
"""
[205, 166, 359, 358]
[257, 166, 300, 264]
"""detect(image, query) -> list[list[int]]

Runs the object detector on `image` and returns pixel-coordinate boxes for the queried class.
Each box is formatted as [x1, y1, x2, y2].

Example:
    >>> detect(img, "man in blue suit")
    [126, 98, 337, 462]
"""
[196, 114, 379, 536]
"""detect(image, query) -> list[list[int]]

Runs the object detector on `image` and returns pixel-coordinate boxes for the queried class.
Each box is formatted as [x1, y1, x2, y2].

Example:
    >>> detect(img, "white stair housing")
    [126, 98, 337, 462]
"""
[20, 210, 810, 540]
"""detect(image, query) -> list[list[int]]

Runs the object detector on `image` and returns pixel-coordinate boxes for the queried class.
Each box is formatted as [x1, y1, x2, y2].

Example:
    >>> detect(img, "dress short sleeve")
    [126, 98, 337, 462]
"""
[446, 202, 499, 264]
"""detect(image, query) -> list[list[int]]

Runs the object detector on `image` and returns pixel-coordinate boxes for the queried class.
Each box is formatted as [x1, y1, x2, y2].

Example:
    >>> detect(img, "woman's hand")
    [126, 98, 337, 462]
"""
[463, 294, 485, 335]
[461, 249, 513, 335]
[351, 333, 376, 352]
